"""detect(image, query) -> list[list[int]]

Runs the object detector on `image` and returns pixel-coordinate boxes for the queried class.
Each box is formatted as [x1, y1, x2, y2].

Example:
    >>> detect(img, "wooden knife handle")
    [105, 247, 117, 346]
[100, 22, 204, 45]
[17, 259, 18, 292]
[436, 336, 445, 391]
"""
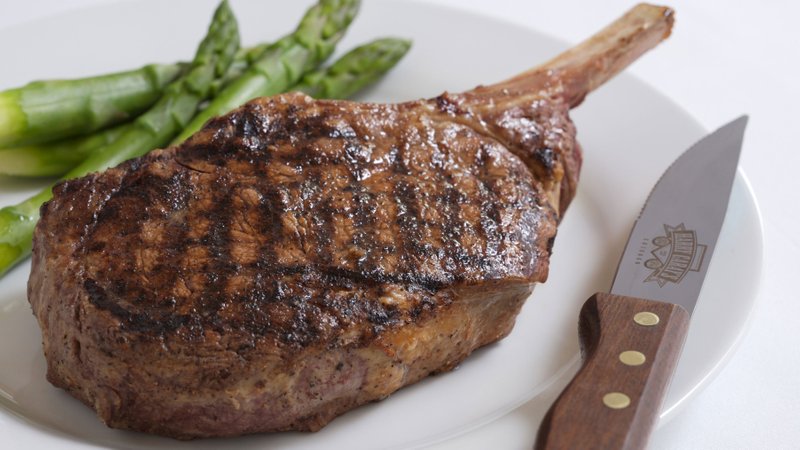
[534, 292, 690, 450]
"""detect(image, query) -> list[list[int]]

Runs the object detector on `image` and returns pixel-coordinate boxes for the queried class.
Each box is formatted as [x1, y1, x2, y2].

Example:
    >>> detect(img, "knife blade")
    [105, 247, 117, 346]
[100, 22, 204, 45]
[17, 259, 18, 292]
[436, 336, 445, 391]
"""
[534, 116, 748, 450]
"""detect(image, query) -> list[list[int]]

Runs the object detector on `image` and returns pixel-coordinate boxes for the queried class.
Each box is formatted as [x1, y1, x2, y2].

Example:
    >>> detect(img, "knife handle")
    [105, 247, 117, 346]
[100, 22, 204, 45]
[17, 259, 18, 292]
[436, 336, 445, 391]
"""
[534, 292, 690, 450]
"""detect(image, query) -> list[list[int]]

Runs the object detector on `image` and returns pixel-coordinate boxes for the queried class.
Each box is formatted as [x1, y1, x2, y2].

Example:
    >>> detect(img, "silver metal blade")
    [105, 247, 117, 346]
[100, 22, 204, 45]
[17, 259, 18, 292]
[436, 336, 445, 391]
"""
[609, 116, 748, 314]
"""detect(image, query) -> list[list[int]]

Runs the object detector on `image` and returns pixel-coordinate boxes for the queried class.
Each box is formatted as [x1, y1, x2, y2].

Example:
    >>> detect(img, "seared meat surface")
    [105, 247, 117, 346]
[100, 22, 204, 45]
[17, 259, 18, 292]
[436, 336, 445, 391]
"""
[28, 4, 673, 439]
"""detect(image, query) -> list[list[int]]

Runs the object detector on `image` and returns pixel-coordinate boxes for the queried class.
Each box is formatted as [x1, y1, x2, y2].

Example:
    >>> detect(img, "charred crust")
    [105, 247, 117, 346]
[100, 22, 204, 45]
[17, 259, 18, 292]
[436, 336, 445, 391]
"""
[546, 236, 556, 254]
[56, 94, 557, 349]
[435, 93, 461, 115]
[533, 147, 556, 171]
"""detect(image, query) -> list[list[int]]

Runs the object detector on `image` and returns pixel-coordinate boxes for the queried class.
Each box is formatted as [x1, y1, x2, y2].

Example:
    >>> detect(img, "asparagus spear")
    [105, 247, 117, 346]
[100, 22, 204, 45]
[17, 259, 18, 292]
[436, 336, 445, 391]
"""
[210, 41, 274, 96]
[0, 63, 183, 148]
[173, 0, 360, 143]
[0, 0, 240, 277]
[0, 124, 128, 177]
[296, 37, 411, 99]
[0, 35, 273, 152]
[0, 41, 271, 178]
[1, 38, 410, 179]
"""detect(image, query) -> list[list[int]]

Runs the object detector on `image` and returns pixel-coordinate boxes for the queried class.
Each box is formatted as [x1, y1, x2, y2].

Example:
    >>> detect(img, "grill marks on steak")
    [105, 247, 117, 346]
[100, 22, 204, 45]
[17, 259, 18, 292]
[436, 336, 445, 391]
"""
[74, 94, 555, 347]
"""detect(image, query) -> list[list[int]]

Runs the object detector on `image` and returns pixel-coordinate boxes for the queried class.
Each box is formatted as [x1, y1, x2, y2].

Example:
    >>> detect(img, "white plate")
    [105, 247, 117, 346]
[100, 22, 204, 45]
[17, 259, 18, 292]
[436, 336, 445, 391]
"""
[0, 1, 763, 449]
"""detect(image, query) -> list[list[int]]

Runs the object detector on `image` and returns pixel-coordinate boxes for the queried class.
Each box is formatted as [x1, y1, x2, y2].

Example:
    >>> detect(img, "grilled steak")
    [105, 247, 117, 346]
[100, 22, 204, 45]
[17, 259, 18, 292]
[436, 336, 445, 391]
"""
[28, 4, 673, 439]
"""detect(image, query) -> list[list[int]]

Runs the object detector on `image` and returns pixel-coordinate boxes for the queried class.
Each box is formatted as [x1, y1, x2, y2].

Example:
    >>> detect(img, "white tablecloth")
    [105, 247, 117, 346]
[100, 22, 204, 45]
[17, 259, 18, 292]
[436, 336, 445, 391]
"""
[1, 1, 797, 449]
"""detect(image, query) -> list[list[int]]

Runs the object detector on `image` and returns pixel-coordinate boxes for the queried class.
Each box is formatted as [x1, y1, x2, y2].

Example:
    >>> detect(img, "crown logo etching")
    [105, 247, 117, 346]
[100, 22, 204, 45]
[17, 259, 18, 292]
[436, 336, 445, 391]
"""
[643, 223, 707, 287]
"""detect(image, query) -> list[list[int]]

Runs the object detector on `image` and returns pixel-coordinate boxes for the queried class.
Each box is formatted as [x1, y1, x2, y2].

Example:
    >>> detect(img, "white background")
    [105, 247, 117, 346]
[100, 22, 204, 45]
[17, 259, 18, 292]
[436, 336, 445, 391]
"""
[0, 0, 797, 449]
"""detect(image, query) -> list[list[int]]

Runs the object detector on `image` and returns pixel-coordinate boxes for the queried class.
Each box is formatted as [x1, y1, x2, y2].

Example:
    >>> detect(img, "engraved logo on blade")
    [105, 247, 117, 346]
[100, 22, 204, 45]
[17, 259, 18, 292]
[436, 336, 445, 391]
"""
[640, 224, 707, 287]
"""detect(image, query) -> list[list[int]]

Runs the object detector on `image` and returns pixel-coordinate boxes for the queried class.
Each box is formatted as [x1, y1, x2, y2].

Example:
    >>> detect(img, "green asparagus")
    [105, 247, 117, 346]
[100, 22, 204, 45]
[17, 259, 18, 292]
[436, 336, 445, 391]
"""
[210, 41, 274, 96]
[0, 39, 269, 153]
[173, 0, 360, 143]
[0, 41, 271, 178]
[0, 124, 128, 177]
[296, 38, 411, 99]
[0, 63, 183, 148]
[0, 0, 240, 277]
[0, 39, 409, 178]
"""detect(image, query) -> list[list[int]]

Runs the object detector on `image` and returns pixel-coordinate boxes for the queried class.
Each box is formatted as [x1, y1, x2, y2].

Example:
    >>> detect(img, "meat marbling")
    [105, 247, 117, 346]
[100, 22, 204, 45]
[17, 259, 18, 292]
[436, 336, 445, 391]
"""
[28, 4, 674, 439]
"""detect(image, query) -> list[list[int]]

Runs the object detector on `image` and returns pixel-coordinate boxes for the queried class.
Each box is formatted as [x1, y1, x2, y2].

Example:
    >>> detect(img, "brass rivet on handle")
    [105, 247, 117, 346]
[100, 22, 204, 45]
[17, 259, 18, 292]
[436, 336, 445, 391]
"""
[634, 311, 660, 326]
[603, 392, 631, 409]
[619, 350, 646, 366]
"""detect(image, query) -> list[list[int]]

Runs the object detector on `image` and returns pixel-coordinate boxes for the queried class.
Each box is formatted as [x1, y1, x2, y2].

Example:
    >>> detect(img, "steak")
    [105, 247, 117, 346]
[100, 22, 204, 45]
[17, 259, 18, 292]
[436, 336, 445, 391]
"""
[28, 4, 673, 439]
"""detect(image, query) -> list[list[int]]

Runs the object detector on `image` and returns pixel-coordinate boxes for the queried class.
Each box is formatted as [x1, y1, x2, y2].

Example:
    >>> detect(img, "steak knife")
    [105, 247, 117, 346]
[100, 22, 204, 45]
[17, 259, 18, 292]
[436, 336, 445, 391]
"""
[534, 116, 748, 450]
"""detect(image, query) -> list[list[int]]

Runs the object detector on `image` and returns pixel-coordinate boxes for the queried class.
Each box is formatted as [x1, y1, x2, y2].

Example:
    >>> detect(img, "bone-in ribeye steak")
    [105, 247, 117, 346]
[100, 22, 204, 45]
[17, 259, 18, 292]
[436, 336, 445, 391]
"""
[28, 4, 673, 439]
